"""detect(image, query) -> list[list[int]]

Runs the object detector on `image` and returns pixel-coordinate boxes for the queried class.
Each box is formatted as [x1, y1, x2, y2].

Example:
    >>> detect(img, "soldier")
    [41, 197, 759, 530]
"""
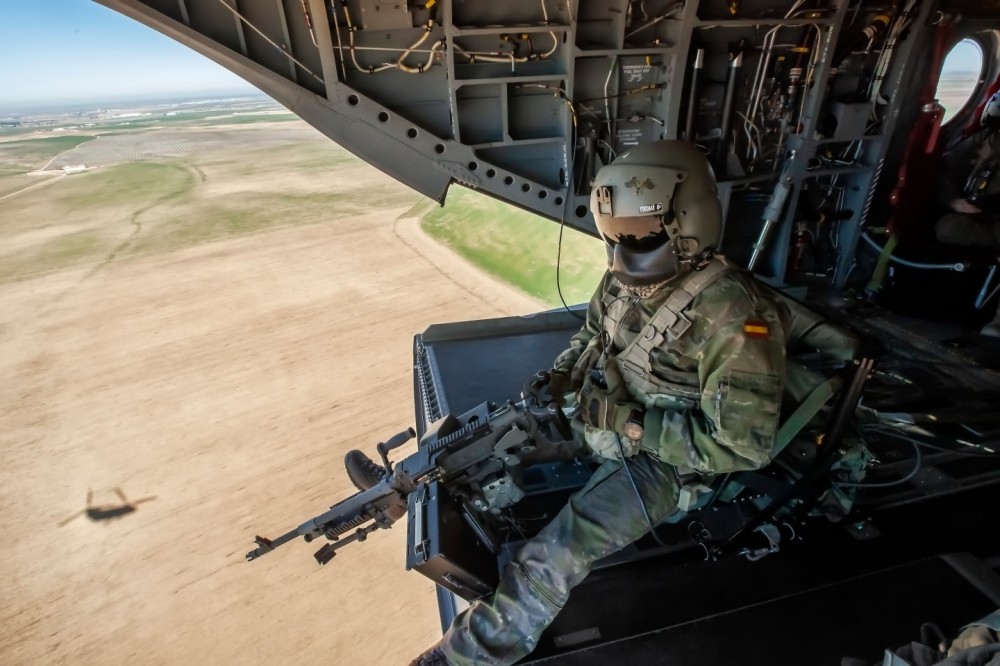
[407, 140, 798, 665]
[935, 90, 1000, 337]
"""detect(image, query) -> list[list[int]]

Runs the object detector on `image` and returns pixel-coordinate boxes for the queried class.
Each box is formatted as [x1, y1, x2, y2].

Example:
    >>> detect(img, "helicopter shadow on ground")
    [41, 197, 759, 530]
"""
[57, 487, 157, 527]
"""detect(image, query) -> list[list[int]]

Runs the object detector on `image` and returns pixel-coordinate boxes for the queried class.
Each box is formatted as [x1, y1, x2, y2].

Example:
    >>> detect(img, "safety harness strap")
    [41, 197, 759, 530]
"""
[774, 375, 840, 455]
[618, 256, 735, 373]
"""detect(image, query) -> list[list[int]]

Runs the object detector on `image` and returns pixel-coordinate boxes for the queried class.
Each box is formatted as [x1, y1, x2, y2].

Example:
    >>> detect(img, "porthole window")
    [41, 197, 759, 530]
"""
[938, 39, 984, 124]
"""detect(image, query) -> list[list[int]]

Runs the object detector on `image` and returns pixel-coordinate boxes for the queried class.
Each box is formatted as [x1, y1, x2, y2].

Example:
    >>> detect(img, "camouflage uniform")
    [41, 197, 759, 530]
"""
[438, 256, 791, 665]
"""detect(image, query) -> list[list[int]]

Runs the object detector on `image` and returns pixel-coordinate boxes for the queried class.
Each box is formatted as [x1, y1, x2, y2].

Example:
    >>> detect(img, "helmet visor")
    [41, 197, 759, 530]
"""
[594, 214, 665, 247]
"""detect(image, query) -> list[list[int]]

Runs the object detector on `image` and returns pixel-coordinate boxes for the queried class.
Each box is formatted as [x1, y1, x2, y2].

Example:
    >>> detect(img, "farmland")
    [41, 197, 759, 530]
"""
[0, 104, 552, 665]
[0, 123, 415, 283]
[0, 101, 602, 302]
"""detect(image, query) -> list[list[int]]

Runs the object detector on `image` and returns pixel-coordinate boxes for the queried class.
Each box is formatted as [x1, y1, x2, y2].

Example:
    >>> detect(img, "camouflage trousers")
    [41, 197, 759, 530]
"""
[439, 452, 681, 665]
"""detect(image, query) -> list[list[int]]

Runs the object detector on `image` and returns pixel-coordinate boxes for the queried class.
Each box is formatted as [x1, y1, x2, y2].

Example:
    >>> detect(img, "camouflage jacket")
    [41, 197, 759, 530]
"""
[553, 257, 791, 474]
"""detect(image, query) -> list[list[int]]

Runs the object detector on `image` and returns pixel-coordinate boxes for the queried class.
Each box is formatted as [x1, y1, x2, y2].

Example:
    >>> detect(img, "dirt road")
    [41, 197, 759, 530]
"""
[0, 209, 542, 664]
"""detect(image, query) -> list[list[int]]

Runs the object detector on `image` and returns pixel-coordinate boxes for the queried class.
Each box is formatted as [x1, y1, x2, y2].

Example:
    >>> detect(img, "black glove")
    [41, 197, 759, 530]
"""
[547, 369, 571, 407]
[523, 368, 573, 407]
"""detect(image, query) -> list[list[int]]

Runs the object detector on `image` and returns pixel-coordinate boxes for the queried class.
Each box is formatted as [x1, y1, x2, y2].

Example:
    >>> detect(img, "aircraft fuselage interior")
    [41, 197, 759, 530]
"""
[97, 0, 1000, 663]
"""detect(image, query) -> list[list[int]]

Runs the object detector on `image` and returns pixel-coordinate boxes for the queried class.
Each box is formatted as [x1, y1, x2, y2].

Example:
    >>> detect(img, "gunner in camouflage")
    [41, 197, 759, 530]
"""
[411, 141, 798, 666]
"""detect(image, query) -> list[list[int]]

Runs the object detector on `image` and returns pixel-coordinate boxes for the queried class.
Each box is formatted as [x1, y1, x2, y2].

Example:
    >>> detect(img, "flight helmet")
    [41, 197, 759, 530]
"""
[589, 140, 722, 285]
[981, 91, 1000, 130]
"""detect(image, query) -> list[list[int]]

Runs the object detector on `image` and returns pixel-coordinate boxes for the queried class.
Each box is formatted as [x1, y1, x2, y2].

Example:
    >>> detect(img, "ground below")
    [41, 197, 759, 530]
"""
[0, 205, 542, 664]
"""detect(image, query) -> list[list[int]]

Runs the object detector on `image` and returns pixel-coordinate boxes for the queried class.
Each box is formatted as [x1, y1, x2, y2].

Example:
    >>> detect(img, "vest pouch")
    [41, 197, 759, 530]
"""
[635, 391, 702, 469]
[641, 391, 698, 412]
[714, 370, 782, 469]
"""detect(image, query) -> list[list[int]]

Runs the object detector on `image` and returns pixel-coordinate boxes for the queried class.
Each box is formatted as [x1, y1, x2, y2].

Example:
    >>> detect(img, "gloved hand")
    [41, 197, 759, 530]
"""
[547, 368, 572, 407]
[523, 368, 574, 407]
[578, 358, 644, 437]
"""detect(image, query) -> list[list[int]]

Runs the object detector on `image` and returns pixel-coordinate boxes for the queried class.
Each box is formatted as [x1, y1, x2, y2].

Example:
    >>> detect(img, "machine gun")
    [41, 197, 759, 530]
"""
[246, 392, 575, 567]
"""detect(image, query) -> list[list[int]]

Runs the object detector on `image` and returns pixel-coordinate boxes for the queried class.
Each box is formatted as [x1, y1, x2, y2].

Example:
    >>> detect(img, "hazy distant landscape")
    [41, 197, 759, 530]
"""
[938, 70, 981, 123]
[0, 95, 603, 302]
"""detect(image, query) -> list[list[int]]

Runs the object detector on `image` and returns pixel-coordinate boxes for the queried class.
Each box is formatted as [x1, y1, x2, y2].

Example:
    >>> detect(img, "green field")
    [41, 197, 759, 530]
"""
[90, 111, 299, 131]
[0, 114, 603, 305]
[0, 131, 421, 283]
[421, 188, 606, 306]
[0, 135, 94, 173]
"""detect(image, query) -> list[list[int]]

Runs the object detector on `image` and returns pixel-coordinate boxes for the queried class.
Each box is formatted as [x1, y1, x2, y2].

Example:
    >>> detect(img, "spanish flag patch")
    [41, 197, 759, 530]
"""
[743, 321, 769, 338]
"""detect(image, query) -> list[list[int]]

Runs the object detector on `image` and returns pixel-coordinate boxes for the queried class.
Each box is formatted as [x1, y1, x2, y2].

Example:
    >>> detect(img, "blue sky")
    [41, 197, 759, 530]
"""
[1, 1, 257, 111]
[942, 39, 983, 74]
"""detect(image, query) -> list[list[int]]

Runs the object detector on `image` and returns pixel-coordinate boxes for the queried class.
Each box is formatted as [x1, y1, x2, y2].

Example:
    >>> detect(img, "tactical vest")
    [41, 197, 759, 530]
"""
[599, 255, 736, 403]
[576, 255, 858, 464]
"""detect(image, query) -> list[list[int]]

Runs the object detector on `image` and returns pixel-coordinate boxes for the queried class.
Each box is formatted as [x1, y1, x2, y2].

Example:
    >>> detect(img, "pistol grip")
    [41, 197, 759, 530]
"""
[377, 427, 416, 469]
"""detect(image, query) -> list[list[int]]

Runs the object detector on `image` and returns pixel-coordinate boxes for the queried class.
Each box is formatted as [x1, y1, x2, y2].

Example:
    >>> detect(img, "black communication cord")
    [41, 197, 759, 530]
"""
[555, 110, 586, 321]
[616, 433, 670, 549]
[555, 213, 586, 321]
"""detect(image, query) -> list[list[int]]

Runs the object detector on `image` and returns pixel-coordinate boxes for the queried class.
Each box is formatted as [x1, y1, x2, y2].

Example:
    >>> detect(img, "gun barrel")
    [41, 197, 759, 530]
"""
[246, 528, 299, 561]
[245, 480, 402, 562]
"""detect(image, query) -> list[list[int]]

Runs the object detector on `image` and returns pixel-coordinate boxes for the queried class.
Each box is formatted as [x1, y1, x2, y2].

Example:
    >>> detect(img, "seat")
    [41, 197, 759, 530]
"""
[867, 106, 1000, 327]
[665, 294, 867, 548]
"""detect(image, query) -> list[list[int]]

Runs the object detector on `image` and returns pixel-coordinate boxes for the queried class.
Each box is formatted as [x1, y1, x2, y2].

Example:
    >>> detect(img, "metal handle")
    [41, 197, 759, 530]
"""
[377, 427, 416, 470]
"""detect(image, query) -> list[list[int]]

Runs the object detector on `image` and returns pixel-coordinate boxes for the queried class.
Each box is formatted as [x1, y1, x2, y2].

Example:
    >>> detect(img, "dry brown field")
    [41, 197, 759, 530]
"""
[0, 120, 543, 664]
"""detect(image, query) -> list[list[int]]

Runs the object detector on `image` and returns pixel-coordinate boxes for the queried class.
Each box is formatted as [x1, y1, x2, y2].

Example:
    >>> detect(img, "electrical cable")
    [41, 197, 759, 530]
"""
[832, 437, 922, 488]
[213, 0, 325, 84]
[329, 0, 348, 80]
[623, 4, 684, 40]
[554, 214, 586, 321]
[554, 96, 585, 321]
[603, 56, 618, 144]
[838, 421, 1000, 491]
[616, 434, 670, 549]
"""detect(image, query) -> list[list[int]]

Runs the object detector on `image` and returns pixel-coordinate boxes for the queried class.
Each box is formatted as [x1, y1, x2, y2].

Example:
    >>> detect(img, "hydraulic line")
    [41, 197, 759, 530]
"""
[684, 49, 704, 143]
[748, 160, 793, 270]
[860, 232, 967, 272]
[715, 51, 743, 174]
[870, 0, 918, 106]
[604, 55, 618, 141]
[742, 0, 816, 162]
[299, 0, 318, 47]
[344, 15, 441, 74]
